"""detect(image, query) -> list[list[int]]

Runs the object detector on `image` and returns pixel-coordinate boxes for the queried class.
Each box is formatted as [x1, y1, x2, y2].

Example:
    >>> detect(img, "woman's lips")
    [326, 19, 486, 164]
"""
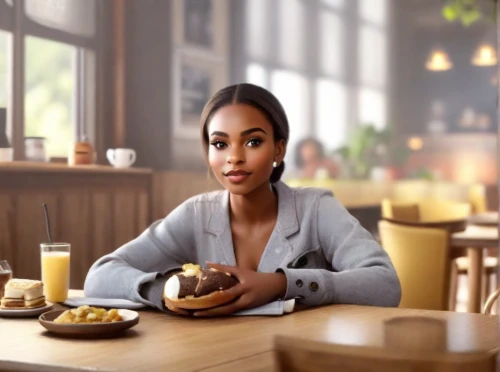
[224, 170, 251, 184]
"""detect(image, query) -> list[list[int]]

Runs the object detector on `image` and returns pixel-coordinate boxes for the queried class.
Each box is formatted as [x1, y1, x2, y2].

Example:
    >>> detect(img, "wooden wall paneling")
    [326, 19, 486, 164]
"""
[152, 172, 165, 222]
[58, 191, 92, 290]
[15, 192, 58, 280]
[0, 194, 15, 265]
[137, 191, 150, 233]
[91, 193, 113, 264]
[0, 164, 153, 288]
[113, 191, 137, 249]
[152, 171, 222, 220]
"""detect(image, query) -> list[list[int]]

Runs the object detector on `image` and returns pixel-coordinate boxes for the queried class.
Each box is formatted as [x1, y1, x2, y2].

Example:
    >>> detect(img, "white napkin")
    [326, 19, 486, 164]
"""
[64, 297, 147, 310]
[232, 299, 295, 316]
[65, 297, 296, 316]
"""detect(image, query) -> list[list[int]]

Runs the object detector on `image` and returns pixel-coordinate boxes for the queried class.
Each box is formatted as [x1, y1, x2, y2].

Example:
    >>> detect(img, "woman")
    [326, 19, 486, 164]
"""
[294, 137, 340, 179]
[84, 83, 401, 316]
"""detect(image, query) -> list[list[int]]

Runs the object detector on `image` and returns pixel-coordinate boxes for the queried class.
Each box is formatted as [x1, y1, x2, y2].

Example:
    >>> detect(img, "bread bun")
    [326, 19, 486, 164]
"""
[163, 264, 239, 310]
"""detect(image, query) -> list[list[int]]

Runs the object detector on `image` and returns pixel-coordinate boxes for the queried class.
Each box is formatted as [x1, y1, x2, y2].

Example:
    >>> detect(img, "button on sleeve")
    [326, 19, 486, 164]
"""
[277, 267, 331, 305]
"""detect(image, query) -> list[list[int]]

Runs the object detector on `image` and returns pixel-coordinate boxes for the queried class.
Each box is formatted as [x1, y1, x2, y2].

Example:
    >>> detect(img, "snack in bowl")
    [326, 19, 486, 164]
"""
[54, 305, 123, 324]
[0, 279, 46, 309]
[163, 263, 239, 310]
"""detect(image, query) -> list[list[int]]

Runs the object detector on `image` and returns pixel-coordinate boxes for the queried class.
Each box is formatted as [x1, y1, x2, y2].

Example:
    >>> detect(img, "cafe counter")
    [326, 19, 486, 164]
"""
[0, 162, 152, 289]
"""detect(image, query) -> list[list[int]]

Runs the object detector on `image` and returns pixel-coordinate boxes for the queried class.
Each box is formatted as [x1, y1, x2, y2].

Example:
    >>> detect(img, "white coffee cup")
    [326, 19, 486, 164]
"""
[106, 148, 136, 168]
[0, 148, 13, 162]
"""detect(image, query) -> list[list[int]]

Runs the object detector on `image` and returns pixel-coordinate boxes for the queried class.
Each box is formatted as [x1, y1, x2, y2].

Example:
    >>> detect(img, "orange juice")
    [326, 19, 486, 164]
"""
[41, 251, 70, 302]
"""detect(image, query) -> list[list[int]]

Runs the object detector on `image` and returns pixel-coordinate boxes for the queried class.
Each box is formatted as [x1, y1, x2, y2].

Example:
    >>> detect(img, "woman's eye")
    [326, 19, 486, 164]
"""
[247, 138, 262, 147]
[211, 141, 227, 149]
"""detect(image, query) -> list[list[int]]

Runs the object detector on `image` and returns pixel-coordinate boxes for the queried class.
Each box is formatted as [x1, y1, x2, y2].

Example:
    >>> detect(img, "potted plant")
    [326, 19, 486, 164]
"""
[334, 123, 411, 180]
[442, 0, 497, 26]
[334, 124, 379, 179]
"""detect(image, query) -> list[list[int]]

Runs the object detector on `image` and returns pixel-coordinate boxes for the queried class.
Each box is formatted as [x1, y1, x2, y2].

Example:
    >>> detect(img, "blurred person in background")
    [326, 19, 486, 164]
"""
[294, 137, 340, 179]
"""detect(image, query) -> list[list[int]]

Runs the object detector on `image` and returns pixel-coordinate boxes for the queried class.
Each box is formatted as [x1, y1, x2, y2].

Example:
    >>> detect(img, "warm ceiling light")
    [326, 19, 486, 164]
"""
[407, 137, 424, 151]
[425, 49, 453, 71]
[472, 44, 497, 66]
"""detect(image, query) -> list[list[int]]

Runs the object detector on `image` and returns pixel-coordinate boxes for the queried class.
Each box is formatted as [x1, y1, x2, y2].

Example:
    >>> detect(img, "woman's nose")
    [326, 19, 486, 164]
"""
[226, 147, 245, 164]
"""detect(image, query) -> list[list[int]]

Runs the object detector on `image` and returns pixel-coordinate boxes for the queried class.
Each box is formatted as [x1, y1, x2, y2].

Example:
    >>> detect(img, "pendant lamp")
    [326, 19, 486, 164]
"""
[425, 49, 453, 71]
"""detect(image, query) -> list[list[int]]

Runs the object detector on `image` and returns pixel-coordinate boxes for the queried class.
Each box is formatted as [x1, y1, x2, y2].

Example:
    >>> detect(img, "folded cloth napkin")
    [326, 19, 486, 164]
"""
[65, 297, 296, 316]
[231, 299, 295, 316]
[64, 297, 147, 310]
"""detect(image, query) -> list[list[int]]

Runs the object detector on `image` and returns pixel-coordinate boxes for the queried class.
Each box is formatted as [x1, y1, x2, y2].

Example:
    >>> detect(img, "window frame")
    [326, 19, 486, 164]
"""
[0, 0, 103, 160]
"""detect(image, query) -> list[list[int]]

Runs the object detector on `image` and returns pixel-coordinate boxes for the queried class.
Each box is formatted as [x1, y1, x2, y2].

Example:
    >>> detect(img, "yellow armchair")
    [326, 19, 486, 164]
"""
[381, 198, 471, 222]
[378, 220, 452, 310]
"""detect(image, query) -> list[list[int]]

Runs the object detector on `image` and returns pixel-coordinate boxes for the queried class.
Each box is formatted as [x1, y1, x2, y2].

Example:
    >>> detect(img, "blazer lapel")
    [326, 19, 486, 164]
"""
[206, 190, 237, 266]
[206, 182, 300, 271]
[257, 181, 299, 272]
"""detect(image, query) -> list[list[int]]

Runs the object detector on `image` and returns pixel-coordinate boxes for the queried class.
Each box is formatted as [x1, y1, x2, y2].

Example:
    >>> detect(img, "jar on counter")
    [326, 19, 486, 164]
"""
[68, 140, 95, 165]
[25, 137, 47, 162]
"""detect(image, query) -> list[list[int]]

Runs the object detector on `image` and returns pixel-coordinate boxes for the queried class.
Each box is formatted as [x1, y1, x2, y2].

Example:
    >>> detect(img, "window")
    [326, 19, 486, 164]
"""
[271, 70, 309, 154]
[0, 0, 99, 160]
[277, 0, 306, 70]
[359, 0, 388, 25]
[359, 88, 386, 130]
[245, 0, 269, 61]
[358, 0, 388, 129]
[246, 63, 267, 89]
[25, 36, 76, 157]
[358, 26, 387, 88]
[0, 30, 9, 108]
[321, 0, 344, 8]
[319, 12, 343, 77]
[25, 0, 96, 37]
[316, 79, 347, 150]
[241, 0, 391, 175]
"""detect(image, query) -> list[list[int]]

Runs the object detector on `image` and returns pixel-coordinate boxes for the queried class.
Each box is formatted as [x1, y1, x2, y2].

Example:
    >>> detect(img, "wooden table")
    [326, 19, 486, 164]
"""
[1, 292, 500, 372]
[467, 212, 499, 228]
[452, 225, 499, 313]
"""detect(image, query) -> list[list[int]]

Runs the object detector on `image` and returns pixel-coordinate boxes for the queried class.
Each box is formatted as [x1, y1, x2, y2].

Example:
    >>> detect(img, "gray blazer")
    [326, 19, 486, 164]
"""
[84, 181, 401, 310]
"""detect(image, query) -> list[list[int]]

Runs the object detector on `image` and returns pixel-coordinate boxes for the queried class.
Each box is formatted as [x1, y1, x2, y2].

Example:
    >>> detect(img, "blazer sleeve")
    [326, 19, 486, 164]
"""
[83, 200, 195, 310]
[279, 194, 401, 307]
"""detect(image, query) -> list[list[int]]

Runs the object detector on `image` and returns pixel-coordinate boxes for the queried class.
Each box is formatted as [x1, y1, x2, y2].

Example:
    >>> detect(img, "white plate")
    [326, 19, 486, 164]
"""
[64, 297, 147, 310]
[0, 301, 53, 317]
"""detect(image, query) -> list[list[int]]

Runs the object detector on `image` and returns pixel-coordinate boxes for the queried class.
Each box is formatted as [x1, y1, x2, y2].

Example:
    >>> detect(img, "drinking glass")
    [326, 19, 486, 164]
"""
[0, 260, 12, 298]
[40, 243, 71, 302]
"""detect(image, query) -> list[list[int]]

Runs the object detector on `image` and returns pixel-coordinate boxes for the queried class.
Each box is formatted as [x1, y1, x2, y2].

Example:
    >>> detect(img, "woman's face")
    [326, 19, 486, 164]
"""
[300, 142, 320, 165]
[207, 103, 285, 195]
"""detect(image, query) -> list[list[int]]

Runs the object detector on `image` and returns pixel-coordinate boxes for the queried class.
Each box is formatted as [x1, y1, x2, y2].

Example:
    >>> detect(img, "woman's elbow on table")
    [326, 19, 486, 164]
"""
[381, 267, 402, 307]
[83, 261, 108, 297]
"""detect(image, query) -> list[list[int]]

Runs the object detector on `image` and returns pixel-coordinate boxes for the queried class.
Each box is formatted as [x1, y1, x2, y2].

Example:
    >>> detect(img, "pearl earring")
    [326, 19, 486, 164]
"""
[273, 161, 277, 168]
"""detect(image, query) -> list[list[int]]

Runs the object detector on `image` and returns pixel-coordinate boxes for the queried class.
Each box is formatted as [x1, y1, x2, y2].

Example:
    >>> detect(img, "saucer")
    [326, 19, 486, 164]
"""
[0, 302, 53, 317]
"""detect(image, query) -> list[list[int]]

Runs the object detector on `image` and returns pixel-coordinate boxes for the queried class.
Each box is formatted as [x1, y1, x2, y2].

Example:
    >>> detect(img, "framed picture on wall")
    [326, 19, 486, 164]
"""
[172, 48, 227, 139]
[172, 0, 228, 55]
[184, 0, 214, 49]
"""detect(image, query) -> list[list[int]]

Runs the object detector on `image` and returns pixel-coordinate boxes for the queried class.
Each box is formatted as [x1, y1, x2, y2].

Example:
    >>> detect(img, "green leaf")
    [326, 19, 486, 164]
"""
[461, 9, 482, 26]
[442, 5, 459, 20]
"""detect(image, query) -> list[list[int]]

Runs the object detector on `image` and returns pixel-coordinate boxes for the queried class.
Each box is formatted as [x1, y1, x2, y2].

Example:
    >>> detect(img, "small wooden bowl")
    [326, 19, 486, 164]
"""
[39, 309, 139, 339]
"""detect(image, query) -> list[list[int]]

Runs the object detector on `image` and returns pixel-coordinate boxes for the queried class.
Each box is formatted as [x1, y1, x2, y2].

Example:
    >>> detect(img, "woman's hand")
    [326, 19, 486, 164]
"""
[163, 295, 192, 316]
[193, 262, 287, 317]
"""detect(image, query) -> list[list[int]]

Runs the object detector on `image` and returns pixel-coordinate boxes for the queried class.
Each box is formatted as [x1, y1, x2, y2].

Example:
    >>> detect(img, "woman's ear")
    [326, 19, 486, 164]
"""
[275, 139, 286, 164]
